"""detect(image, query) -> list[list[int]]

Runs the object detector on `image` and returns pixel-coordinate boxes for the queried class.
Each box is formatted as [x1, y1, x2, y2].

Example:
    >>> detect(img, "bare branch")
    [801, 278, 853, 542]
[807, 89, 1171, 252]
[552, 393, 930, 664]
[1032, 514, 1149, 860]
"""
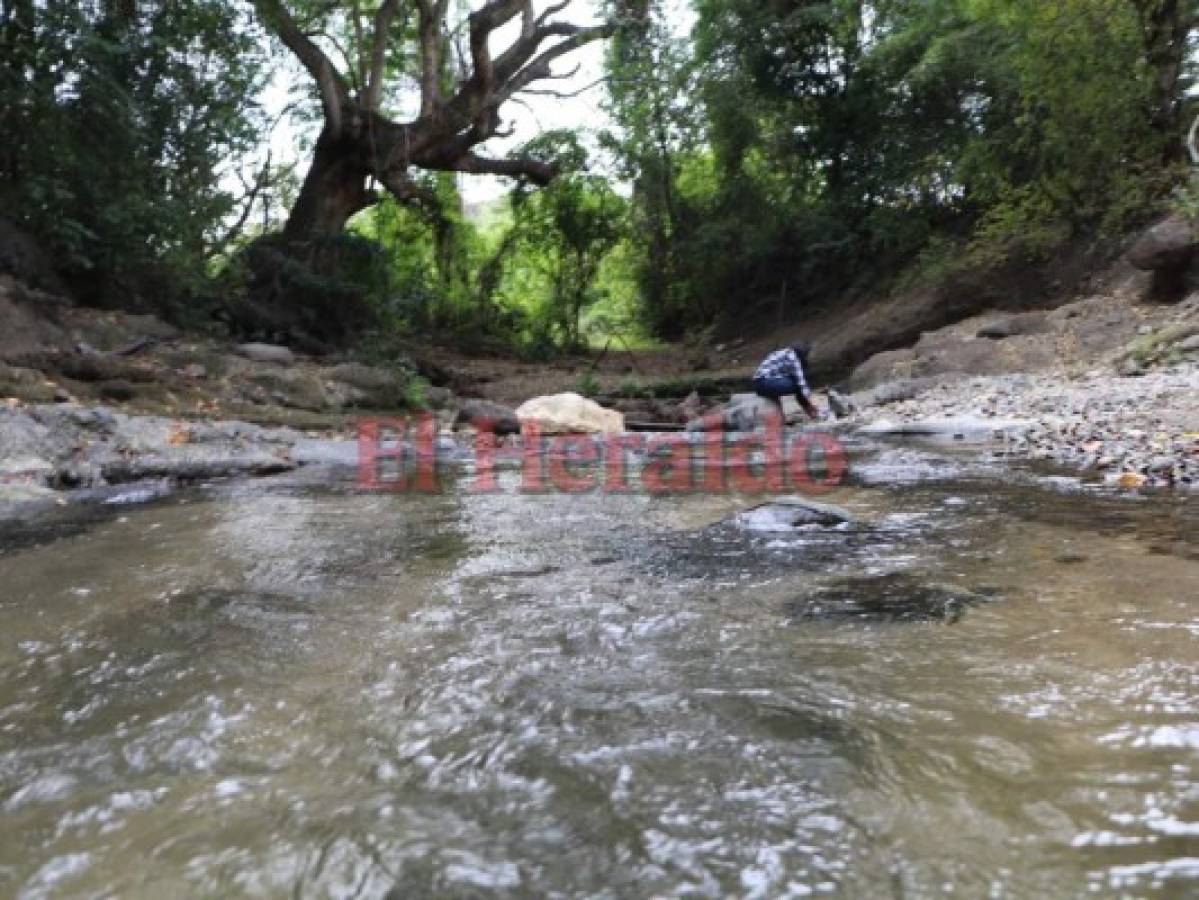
[254, 0, 350, 131]
[519, 75, 607, 99]
[208, 149, 274, 259]
[499, 22, 613, 103]
[456, 152, 558, 185]
[324, 31, 362, 94]
[536, 0, 571, 27]
[350, 0, 368, 87]
[364, 0, 403, 110]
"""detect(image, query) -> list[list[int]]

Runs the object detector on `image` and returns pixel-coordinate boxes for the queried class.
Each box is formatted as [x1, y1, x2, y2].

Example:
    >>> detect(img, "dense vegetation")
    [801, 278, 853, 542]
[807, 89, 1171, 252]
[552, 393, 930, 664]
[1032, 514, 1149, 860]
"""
[1, 0, 1194, 351]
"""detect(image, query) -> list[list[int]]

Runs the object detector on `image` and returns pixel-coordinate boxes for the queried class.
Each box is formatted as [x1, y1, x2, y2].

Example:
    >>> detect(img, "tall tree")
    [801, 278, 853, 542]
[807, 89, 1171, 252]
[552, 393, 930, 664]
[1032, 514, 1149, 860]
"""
[255, 0, 615, 244]
[0, 0, 264, 307]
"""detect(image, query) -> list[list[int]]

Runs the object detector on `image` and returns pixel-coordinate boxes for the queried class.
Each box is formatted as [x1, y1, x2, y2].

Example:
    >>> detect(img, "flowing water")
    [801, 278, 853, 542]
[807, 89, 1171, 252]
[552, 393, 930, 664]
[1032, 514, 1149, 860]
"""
[0, 441, 1197, 898]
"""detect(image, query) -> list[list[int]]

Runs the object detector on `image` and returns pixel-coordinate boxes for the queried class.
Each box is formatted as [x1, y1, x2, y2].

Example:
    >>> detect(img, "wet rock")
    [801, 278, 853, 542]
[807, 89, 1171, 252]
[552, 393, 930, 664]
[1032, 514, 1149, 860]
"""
[1178, 334, 1199, 353]
[827, 389, 856, 419]
[862, 416, 1029, 443]
[454, 399, 520, 436]
[787, 573, 996, 624]
[725, 393, 782, 432]
[237, 342, 295, 366]
[687, 393, 791, 433]
[734, 497, 855, 530]
[516, 392, 624, 435]
[99, 452, 294, 484]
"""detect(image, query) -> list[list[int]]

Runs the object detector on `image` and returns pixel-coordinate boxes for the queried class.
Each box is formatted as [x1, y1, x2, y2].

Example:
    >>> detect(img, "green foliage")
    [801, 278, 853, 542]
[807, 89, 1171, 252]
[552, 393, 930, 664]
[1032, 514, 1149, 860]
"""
[613, 0, 1192, 338]
[502, 132, 628, 352]
[575, 372, 602, 398]
[223, 231, 385, 346]
[0, 0, 266, 314]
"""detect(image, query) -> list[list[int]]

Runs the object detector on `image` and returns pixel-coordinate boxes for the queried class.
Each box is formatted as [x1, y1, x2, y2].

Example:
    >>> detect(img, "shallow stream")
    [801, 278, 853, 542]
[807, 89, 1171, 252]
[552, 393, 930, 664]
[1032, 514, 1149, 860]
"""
[1, 440, 1196, 897]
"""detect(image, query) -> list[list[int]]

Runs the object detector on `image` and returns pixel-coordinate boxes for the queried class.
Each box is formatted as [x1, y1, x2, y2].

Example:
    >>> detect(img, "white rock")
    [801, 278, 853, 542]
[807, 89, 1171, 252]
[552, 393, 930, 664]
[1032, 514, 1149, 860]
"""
[515, 392, 624, 435]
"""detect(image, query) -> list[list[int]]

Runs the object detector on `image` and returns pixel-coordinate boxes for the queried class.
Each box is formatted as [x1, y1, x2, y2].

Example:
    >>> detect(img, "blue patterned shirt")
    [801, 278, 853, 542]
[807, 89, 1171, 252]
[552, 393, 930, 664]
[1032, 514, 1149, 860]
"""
[754, 348, 810, 396]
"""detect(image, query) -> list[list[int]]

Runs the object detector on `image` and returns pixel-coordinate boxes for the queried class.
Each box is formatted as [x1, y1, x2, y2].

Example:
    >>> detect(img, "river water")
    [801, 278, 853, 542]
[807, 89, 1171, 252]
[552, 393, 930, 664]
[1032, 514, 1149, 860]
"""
[0, 439, 1197, 898]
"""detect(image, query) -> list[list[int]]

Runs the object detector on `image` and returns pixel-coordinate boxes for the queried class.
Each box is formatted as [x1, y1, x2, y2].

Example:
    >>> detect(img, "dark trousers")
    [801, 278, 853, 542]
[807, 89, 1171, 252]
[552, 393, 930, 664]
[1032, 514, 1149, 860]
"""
[752, 375, 803, 403]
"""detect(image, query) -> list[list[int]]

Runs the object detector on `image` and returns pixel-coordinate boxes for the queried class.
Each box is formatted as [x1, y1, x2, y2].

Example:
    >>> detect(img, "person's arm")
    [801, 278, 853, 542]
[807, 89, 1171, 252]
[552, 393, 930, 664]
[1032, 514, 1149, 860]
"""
[789, 351, 822, 419]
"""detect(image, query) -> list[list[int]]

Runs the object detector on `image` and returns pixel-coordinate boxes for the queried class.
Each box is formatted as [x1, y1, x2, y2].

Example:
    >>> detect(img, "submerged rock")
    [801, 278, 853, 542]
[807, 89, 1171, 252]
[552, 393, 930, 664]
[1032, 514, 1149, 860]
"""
[787, 573, 997, 624]
[734, 497, 855, 530]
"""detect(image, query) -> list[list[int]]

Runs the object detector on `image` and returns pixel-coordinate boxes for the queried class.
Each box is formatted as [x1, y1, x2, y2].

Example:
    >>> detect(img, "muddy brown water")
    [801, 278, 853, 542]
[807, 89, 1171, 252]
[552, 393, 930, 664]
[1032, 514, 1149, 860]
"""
[0, 442, 1196, 898]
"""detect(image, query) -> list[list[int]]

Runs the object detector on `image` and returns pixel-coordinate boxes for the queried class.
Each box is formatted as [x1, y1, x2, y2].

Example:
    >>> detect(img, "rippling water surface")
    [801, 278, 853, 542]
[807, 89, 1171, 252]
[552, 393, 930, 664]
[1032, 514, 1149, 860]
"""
[0, 444, 1197, 897]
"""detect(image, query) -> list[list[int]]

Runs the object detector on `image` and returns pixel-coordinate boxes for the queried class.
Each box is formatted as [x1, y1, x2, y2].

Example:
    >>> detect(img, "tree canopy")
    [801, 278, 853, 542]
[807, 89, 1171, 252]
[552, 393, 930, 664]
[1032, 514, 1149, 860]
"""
[1, 0, 1194, 349]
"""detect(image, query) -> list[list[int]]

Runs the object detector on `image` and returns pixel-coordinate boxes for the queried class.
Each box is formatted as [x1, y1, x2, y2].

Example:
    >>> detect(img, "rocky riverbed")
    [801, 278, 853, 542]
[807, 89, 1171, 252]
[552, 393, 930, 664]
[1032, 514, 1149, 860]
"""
[854, 361, 1199, 488]
[0, 403, 302, 512]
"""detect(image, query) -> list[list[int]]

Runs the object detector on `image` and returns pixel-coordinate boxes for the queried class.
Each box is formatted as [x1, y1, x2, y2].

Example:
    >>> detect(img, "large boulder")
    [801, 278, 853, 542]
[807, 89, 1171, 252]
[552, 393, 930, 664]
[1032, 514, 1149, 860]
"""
[848, 348, 917, 392]
[1128, 215, 1199, 271]
[515, 392, 624, 435]
[248, 369, 331, 412]
[327, 362, 410, 409]
[454, 399, 521, 436]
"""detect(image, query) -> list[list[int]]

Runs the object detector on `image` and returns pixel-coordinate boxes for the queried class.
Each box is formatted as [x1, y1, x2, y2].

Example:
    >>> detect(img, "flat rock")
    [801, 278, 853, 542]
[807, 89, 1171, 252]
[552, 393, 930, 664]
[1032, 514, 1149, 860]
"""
[237, 343, 295, 366]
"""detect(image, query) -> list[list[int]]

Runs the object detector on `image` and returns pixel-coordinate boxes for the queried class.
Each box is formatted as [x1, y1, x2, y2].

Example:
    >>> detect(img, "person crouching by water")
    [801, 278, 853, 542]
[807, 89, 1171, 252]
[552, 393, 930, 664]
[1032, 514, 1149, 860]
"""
[751, 341, 826, 421]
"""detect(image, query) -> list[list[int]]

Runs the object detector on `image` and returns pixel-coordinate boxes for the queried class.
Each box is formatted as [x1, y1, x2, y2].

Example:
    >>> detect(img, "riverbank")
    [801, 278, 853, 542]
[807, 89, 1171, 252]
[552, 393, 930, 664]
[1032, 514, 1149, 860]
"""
[852, 363, 1199, 489]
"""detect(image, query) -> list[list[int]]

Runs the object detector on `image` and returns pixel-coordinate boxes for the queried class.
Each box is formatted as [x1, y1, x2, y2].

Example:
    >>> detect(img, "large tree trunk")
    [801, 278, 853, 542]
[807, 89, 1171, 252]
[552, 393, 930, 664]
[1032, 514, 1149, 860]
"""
[1135, 0, 1193, 160]
[283, 127, 376, 243]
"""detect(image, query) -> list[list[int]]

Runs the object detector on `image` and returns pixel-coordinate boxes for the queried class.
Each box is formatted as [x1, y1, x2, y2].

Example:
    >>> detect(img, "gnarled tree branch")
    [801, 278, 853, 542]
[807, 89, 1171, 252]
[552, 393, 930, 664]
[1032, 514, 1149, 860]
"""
[254, 0, 350, 132]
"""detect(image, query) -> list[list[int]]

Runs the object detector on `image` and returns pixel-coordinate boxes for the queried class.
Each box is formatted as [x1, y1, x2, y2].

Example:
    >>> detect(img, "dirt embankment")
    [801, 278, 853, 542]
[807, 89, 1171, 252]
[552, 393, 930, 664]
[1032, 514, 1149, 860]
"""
[2, 234, 1198, 504]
